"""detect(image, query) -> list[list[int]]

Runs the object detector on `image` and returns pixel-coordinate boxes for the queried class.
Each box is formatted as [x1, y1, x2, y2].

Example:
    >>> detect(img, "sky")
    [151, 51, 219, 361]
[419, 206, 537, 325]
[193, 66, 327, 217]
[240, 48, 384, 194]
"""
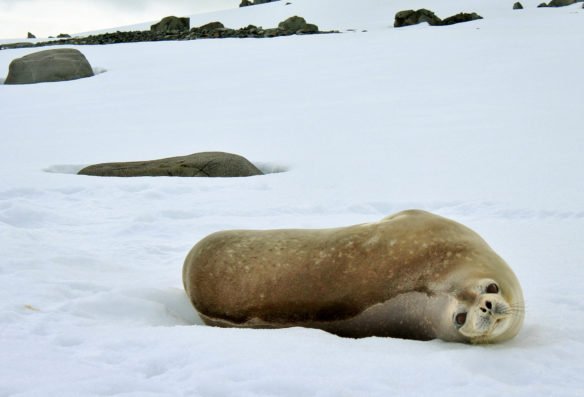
[0, 0, 238, 39]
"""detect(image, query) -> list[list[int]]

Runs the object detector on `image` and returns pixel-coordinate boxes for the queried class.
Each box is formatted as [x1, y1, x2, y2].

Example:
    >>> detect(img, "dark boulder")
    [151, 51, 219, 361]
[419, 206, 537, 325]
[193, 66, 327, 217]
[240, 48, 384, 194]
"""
[57, 33, 71, 38]
[278, 16, 318, 34]
[4, 48, 94, 85]
[549, 0, 581, 5]
[394, 9, 483, 28]
[198, 22, 225, 31]
[513, 2, 524, 8]
[150, 16, 190, 33]
[440, 12, 483, 26]
[78, 152, 264, 178]
[27, 32, 36, 39]
[535, 0, 581, 6]
[241, 0, 280, 6]
[394, 9, 442, 27]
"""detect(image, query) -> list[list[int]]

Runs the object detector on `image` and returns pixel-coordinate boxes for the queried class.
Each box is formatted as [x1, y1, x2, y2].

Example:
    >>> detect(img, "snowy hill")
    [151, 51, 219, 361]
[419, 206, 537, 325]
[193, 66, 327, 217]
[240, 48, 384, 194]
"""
[1, 0, 583, 395]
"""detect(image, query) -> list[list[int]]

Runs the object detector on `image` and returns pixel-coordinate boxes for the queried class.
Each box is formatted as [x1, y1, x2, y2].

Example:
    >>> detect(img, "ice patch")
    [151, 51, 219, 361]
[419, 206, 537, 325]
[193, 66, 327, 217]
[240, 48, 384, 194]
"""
[43, 164, 87, 174]
[254, 161, 290, 174]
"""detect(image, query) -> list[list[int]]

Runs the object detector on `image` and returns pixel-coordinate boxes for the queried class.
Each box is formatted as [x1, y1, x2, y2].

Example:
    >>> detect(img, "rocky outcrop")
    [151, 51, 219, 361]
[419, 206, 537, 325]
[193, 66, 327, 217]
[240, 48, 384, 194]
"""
[513, 2, 524, 9]
[538, 0, 582, 6]
[4, 48, 94, 85]
[27, 32, 36, 39]
[78, 152, 264, 178]
[240, 0, 280, 6]
[1, 17, 331, 50]
[394, 9, 442, 27]
[1, 42, 34, 50]
[150, 16, 190, 33]
[198, 22, 225, 31]
[394, 9, 483, 28]
[440, 12, 483, 26]
[277, 16, 318, 34]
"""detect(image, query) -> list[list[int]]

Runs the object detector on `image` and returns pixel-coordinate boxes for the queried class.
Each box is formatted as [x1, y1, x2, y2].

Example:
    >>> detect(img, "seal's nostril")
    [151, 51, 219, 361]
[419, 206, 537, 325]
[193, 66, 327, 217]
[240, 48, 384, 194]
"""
[486, 301, 492, 310]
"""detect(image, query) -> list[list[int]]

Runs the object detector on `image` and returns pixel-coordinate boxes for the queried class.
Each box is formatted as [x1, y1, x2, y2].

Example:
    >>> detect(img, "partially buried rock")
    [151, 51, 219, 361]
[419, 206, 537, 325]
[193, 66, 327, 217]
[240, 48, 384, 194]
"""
[546, 0, 578, 6]
[240, 0, 279, 6]
[440, 12, 483, 26]
[536, 0, 580, 6]
[78, 152, 264, 178]
[278, 16, 318, 34]
[150, 16, 190, 33]
[394, 9, 483, 27]
[394, 9, 442, 27]
[4, 48, 94, 85]
[197, 21, 225, 31]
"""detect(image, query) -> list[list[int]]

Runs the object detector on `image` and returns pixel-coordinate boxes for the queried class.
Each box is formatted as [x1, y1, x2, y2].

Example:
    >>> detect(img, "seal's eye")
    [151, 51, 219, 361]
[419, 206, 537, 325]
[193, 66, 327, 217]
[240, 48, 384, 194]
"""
[486, 283, 499, 294]
[455, 312, 467, 326]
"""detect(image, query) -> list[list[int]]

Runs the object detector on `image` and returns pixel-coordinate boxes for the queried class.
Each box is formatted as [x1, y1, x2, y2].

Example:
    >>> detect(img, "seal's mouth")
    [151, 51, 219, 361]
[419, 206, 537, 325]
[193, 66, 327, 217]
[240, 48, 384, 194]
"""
[458, 298, 513, 341]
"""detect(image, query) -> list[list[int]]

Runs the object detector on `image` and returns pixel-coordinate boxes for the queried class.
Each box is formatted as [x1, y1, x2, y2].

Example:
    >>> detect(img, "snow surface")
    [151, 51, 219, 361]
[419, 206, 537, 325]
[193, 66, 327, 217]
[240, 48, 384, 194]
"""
[1, 0, 584, 395]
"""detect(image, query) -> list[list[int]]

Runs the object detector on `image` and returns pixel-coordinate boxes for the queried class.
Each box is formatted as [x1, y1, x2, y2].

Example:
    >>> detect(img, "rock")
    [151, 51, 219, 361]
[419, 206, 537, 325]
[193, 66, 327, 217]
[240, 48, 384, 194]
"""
[513, 2, 524, 8]
[547, 0, 580, 6]
[57, 33, 71, 38]
[198, 22, 225, 31]
[78, 152, 264, 178]
[241, 0, 281, 6]
[4, 48, 94, 85]
[1, 16, 331, 50]
[394, 9, 483, 28]
[27, 32, 36, 39]
[278, 16, 318, 34]
[0, 42, 34, 50]
[394, 9, 442, 27]
[150, 16, 190, 33]
[440, 12, 483, 26]
[537, 2, 549, 6]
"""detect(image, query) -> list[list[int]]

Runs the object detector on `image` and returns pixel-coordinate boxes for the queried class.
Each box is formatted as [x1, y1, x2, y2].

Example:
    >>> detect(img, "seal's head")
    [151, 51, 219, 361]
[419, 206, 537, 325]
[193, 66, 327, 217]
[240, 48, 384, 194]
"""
[435, 272, 525, 344]
[454, 277, 524, 344]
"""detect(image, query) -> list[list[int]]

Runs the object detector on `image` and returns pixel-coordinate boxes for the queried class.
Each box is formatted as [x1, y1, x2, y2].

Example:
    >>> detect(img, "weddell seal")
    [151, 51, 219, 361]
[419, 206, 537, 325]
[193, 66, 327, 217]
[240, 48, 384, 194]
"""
[182, 210, 525, 343]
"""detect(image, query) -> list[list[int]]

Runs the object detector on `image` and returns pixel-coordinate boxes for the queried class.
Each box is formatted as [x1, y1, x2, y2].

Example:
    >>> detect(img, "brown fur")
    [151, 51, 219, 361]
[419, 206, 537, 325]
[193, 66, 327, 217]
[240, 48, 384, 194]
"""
[182, 210, 523, 342]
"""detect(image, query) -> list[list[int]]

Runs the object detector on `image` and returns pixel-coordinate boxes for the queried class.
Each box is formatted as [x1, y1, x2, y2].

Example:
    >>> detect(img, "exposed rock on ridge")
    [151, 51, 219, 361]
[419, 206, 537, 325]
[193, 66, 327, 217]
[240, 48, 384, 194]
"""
[1, 16, 332, 51]
[394, 9, 483, 28]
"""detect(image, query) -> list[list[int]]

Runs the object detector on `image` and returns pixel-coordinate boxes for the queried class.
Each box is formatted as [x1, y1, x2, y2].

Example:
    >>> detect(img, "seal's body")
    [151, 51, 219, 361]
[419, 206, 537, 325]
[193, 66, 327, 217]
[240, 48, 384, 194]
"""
[183, 210, 524, 343]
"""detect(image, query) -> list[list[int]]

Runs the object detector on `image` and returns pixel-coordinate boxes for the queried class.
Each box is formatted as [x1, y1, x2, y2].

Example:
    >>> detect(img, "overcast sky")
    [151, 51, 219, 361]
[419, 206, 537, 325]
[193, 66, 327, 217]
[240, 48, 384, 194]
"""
[0, 0, 238, 39]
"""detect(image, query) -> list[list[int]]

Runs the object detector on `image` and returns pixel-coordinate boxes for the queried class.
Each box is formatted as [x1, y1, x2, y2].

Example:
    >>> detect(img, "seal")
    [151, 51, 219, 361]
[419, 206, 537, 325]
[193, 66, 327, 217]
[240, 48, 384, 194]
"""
[182, 210, 524, 343]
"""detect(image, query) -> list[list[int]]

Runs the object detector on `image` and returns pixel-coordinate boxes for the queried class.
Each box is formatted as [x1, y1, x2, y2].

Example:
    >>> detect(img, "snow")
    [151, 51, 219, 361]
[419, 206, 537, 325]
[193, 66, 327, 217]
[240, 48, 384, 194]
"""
[1, 0, 583, 395]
